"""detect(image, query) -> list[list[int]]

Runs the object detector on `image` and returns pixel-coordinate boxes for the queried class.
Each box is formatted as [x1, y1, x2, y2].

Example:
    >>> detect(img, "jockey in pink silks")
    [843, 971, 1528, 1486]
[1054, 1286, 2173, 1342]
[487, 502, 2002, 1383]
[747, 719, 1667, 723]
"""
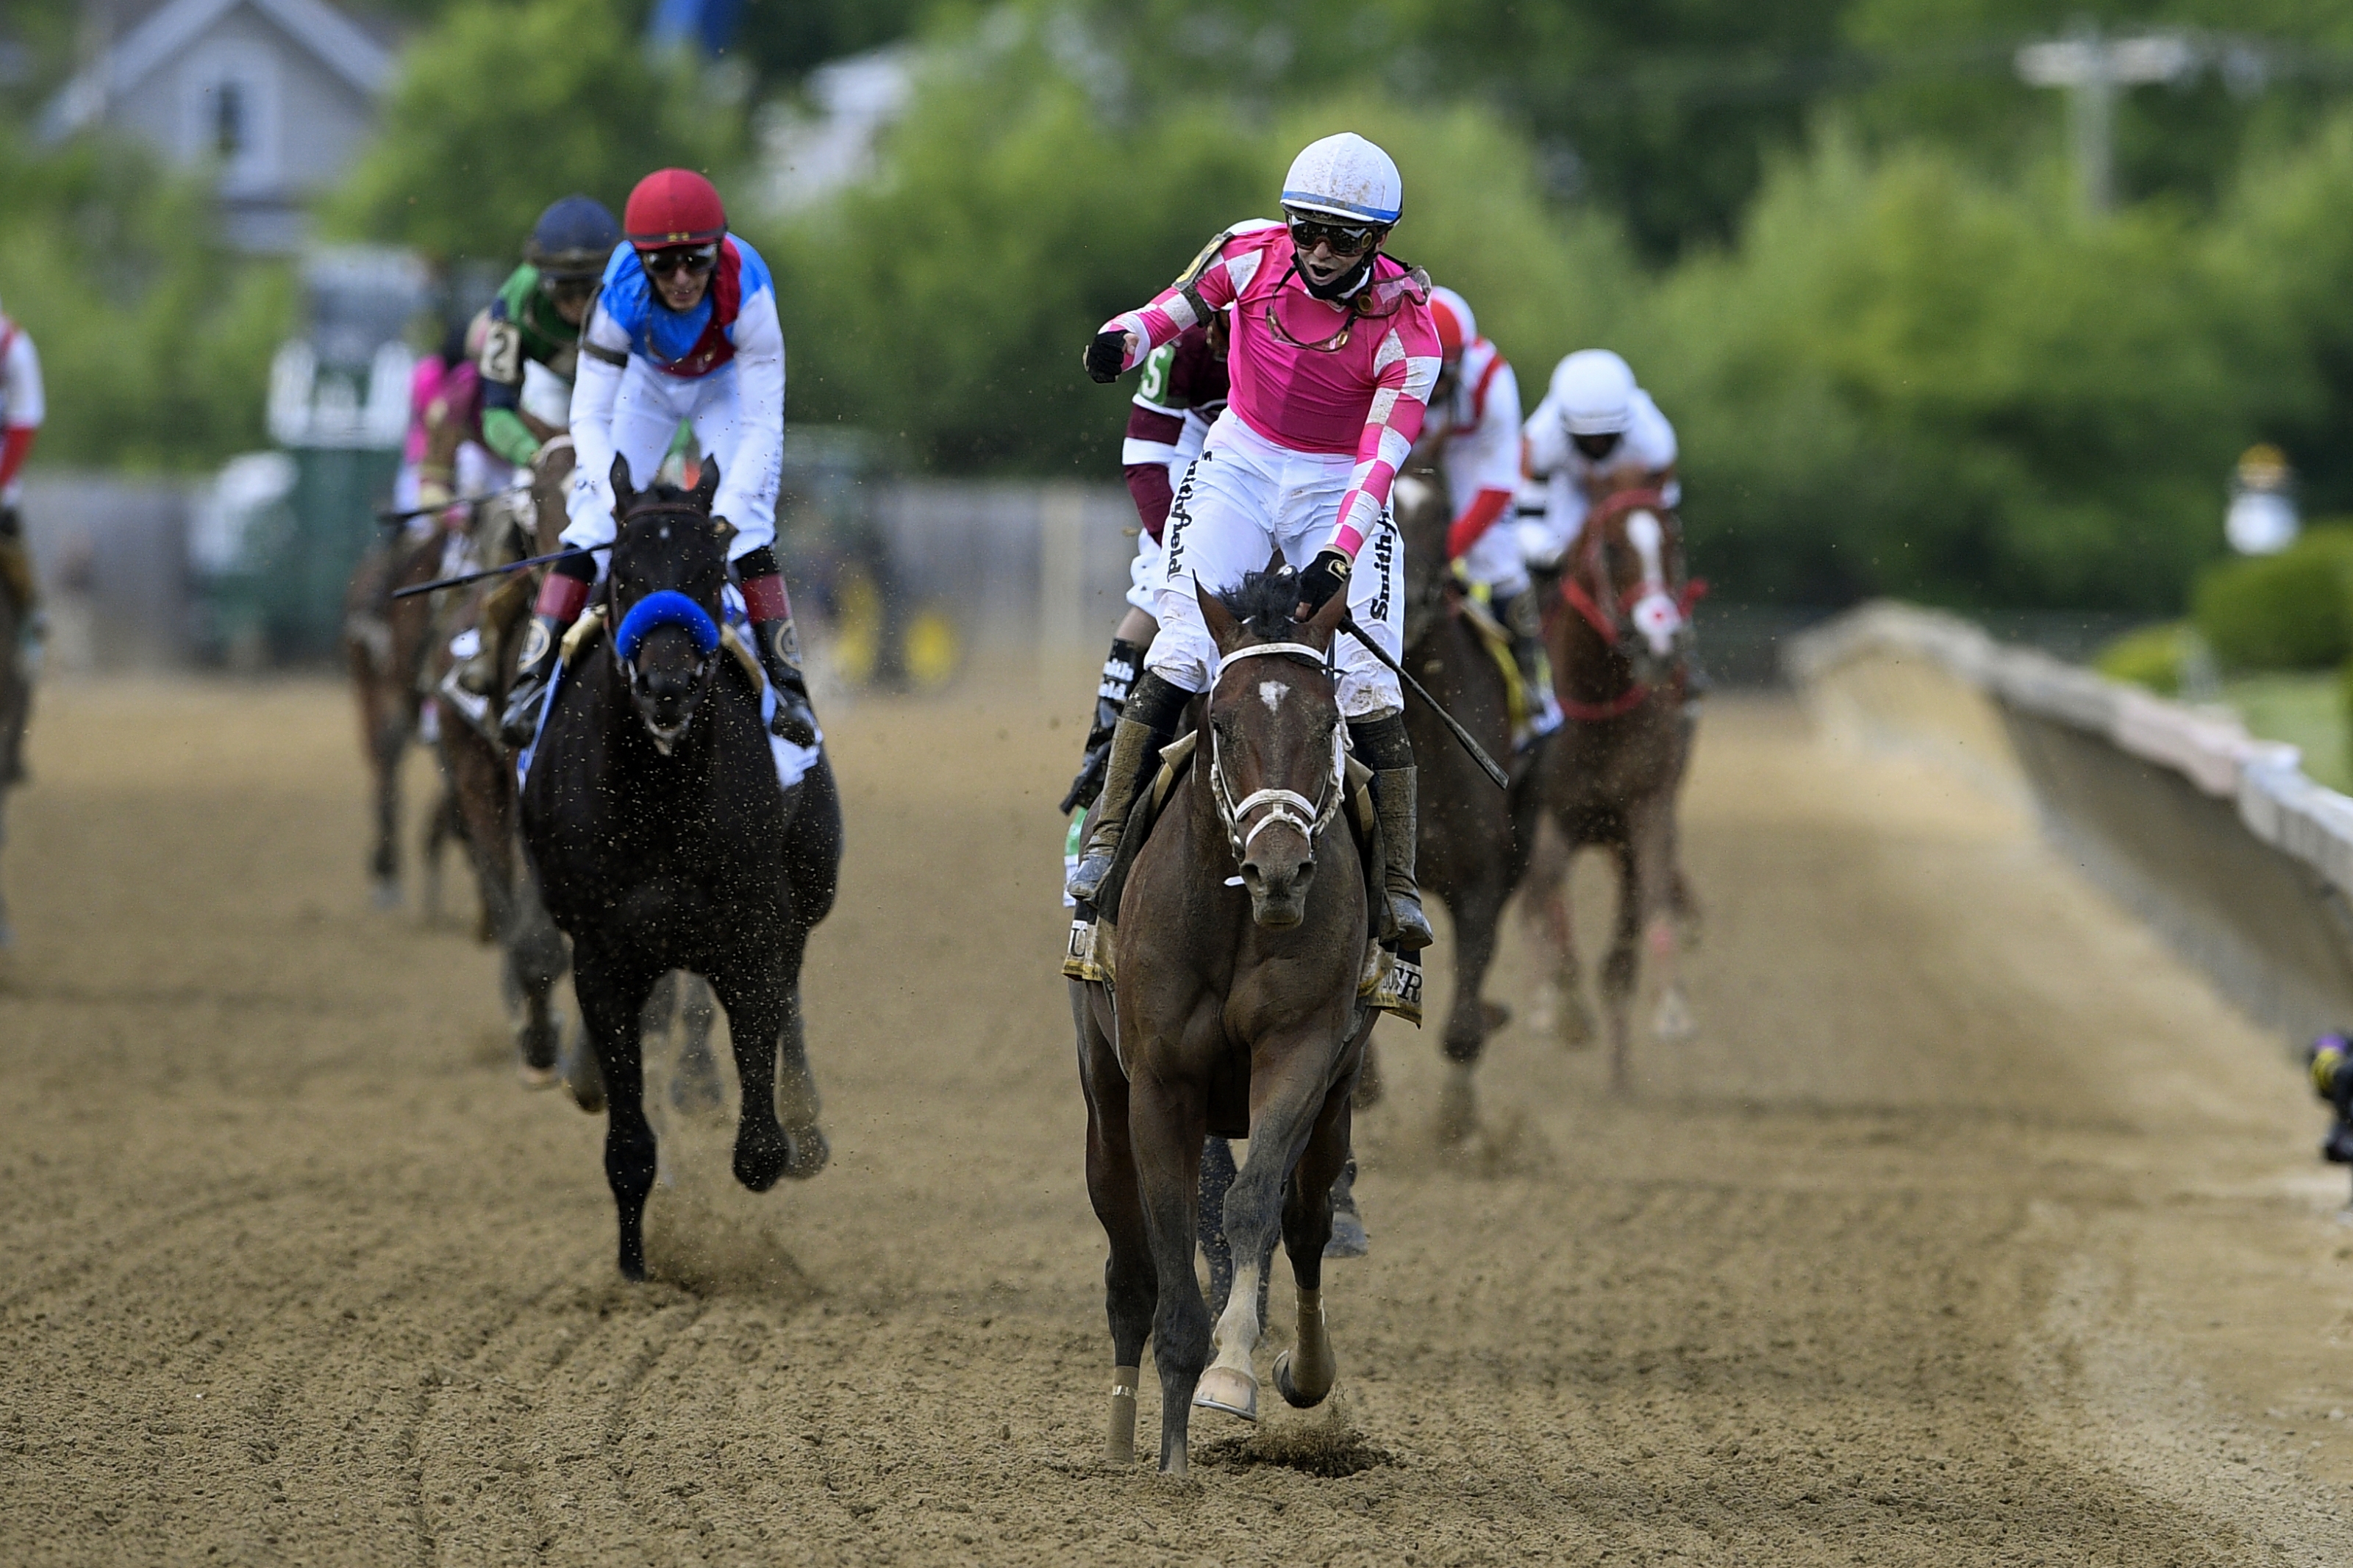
[1067, 132, 1441, 951]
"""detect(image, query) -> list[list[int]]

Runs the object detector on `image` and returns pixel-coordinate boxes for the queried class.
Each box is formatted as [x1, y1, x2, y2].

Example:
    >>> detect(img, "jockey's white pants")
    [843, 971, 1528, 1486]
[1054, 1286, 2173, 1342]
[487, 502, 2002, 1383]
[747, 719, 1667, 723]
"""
[1126, 515, 1165, 616]
[563, 358, 773, 565]
[1149, 413, 1404, 720]
[1458, 512, 1531, 598]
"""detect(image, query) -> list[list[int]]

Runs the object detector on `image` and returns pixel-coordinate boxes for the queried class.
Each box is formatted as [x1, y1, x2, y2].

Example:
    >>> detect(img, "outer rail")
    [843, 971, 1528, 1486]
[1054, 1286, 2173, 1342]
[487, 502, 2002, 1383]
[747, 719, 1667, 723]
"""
[1788, 601, 2353, 1042]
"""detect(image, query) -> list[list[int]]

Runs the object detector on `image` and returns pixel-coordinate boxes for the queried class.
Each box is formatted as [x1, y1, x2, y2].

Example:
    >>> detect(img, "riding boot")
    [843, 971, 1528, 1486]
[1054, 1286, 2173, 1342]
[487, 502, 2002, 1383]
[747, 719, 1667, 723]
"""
[1349, 712, 1435, 951]
[1493, 585, 1561, 743]
[499, 612, 568, 746]
[751, 616, 820, 746]
[1060, 636, 1148, 815]
[1066, 670, 1189, 906]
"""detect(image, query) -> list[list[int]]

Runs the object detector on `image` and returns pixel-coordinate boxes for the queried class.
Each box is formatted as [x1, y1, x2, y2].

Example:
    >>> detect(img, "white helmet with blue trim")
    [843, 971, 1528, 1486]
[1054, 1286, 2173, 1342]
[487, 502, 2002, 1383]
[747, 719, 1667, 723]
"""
[1282, 133, 1404, 226]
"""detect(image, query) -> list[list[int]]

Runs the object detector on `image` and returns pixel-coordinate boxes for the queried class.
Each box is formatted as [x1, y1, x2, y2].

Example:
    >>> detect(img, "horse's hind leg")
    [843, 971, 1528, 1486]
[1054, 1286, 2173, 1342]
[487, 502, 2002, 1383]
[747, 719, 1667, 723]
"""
[1075, 984, 1154, 1466]
[1274, 1087, 1353, 1409]
[573, 954, 663, 1280]
[1438, 873, 1511, 1144]
[668, 974, 724, 1115]
[1601, 839, 1642, 1095]
[1199, 1137, 1274, 1323]
[1524, 824, 1596, 1048]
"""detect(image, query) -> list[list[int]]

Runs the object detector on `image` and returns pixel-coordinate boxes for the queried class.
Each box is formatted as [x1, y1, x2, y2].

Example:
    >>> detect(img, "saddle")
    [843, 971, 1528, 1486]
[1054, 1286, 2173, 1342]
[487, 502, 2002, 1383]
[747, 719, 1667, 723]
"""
[1063, 726, 1420, 1032]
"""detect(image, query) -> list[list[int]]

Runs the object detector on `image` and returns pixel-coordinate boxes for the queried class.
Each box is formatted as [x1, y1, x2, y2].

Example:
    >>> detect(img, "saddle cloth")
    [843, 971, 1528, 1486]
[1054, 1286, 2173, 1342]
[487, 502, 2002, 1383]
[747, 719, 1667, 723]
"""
[1457, 582, 1530, 738]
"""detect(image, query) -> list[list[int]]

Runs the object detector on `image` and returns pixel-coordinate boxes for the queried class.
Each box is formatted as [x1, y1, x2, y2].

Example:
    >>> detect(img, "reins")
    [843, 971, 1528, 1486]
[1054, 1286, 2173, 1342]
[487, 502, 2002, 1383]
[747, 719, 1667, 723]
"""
[1206, 641, 1348, 867]
[1555, 490, 1705, 723]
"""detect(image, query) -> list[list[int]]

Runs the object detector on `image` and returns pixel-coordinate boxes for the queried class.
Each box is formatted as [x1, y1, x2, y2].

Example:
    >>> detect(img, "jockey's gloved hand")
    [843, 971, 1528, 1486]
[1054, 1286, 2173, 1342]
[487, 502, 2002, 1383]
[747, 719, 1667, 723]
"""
[1296, 548, 1352, 616]
[1083, 330, 1130, 384]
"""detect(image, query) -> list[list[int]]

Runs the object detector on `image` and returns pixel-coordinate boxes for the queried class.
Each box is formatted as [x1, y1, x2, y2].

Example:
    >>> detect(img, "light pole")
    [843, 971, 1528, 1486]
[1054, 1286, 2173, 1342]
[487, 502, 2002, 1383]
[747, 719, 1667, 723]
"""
[2015, 26, 2197, 213]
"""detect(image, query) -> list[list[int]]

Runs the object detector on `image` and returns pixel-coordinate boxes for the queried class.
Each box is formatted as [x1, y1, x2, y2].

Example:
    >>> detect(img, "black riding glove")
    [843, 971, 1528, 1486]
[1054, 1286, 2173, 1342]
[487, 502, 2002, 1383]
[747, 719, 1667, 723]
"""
[1083, 330, 1129, 384]
[1297, 548, 1352, 615]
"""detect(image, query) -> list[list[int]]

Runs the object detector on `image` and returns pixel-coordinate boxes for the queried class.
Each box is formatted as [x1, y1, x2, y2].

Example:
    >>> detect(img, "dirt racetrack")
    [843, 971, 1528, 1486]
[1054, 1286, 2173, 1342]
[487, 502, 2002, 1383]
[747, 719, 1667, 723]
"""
[10, 673, 2353, 1566]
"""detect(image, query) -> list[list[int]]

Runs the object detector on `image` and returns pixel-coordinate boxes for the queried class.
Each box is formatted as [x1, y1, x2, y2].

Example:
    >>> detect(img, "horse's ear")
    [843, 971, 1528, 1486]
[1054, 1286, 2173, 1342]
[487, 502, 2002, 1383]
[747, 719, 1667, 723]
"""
[610, 454, 636, 515]
[1195, 574, 1241, 654]
[710, 515, 737, 548]
[693, 457, 721, 512]
[1265, 546, 1285, 576]
[1306, 578, 1350, 643]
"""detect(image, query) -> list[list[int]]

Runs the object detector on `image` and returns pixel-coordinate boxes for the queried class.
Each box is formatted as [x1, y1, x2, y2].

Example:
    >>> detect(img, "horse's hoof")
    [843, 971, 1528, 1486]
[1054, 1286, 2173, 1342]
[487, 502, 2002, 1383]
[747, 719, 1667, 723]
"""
[1272, 1351, 1332, 1410]
[668, 1061, 726, 1117]
[782, 1125, 830, 1181]
[516, 1062, 560, 1092]
[734, 1128, 791, 1193]
[1324, 1209, 1369, 1259]
[1193, 1367, 1257, 1422]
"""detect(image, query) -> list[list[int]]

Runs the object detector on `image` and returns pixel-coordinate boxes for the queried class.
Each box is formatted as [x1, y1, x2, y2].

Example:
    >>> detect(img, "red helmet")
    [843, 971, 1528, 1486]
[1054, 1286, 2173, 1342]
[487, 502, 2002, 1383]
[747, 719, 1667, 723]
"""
[1427, 285, 1474, 358]
[624, 168, 727, 251]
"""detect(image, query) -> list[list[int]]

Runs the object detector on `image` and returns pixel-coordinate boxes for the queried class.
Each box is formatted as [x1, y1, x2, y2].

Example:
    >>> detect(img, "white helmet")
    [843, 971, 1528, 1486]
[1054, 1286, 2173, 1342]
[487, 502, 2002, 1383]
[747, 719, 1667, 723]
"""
[1551, 350, 1637, 436]
[1426, 285, 1476, 355]
[1282, 133, 1403, 226]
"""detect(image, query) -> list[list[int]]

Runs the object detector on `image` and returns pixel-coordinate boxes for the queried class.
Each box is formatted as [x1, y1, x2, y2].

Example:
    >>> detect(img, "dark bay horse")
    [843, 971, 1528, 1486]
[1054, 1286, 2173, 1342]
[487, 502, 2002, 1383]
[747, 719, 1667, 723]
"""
[1526, 482, 1701, 1092]
[1391, 459, 1538, 1140]
[0, 581, 25, 948]
[1073, 568, 1371, 1478]
[521, 457, 841, 1281]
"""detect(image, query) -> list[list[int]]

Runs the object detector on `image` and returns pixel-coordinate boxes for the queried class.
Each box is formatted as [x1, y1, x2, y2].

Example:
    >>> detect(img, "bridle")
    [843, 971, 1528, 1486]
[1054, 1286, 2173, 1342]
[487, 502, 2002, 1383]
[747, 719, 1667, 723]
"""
[607, 499, 726, 746]
[1207, 641, 1348, 869]
[1556, 489, 1705, 722]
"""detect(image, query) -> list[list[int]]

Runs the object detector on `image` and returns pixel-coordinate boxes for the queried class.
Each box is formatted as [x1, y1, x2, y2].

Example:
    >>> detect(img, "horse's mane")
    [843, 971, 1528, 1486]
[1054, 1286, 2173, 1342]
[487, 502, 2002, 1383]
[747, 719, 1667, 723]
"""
[1215, 567, 1307, 642]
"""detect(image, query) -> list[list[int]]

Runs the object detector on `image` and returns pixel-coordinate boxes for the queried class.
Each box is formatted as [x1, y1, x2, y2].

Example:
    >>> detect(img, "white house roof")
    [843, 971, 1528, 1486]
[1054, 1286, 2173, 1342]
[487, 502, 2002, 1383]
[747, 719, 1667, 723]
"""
[40, 0, 395, 142]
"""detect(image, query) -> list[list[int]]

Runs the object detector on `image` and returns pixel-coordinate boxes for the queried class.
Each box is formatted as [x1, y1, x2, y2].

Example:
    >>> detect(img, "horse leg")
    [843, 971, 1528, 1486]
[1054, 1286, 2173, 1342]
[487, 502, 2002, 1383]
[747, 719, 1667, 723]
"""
[1640, 802, 1696, 1042]
[1197, 1043, 1332, 1425]
[711, 947, 825, 1193]
[1437, 873, 1510, 1145]
[573, 955, 662, 1280]
[1601, 839, 1644, 1095]
[1130, 1070, 1210, 1477]
[1074, 985, 1154, 1466]
[1274, 1088, 1353, 1408]
[1525, 826, 1595, 1048]
[1198, 1136, 1238, 1319]
[668, 973, 724, 1115]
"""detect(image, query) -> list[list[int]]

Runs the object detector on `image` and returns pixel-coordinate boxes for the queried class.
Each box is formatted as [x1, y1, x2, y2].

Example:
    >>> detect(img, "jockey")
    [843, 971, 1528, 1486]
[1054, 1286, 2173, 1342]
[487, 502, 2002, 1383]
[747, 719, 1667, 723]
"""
[447, 194, 621, 698]
[1518, 348, 1680, 568]
[1421, 286, 1557, 743]
[0, 296, 46, 681]
[1057, 315, 1229, 816]
[1070, 132, 1440, 951]
[501, 168, 817, 749]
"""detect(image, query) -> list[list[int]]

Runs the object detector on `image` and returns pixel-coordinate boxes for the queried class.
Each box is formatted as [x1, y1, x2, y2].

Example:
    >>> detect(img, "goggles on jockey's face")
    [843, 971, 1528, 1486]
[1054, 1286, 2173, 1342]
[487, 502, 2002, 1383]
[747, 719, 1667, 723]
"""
[641, 243, 719, 280]
[1573, 431, 1624, 462]
[540, 273, 601, 306]
[1285, 215, 1385, 259]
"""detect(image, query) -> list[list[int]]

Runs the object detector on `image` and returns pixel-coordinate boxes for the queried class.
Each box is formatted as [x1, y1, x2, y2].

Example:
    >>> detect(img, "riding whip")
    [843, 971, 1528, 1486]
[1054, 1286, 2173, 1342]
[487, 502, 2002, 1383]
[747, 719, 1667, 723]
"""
[373, 482, 529, 526]
[390, 543, 609, 600]
[1338, 615, 1509, 790]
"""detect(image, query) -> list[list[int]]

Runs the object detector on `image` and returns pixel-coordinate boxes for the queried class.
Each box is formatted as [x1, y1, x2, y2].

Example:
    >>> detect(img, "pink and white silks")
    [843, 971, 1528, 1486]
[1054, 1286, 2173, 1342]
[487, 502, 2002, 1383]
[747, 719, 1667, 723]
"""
[1103, 222, 1441, 715]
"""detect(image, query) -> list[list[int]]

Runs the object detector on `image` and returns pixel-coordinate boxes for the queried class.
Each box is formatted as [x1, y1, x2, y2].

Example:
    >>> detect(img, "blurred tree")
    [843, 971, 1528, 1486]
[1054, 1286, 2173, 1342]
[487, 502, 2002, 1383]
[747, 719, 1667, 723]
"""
[0, 130, 290, 469]
[326, 0, 742, 266]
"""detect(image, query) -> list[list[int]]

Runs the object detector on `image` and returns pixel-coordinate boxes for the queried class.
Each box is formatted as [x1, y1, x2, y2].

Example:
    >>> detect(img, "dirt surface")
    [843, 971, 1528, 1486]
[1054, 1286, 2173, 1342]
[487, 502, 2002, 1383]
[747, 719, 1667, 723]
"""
[7, 676, 2353, 1565]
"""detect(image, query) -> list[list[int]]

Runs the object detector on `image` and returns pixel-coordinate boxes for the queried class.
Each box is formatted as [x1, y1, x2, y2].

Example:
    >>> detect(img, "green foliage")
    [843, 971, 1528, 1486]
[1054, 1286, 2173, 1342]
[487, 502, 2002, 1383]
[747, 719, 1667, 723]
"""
[0, 131, 290, 470]
[326, 0, 742, 265]
[2190, 526, 2353, 671]
[2093, 622, 2190, 695]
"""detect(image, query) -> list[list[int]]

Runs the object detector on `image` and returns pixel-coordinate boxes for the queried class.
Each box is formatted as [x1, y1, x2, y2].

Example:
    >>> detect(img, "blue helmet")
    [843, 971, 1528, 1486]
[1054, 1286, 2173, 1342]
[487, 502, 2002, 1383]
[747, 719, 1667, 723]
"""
[527, 196, 621, 281]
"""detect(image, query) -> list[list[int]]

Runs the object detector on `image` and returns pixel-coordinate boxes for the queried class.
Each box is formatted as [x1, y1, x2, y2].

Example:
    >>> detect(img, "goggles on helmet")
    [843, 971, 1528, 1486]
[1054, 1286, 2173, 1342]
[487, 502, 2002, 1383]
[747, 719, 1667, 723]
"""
[641, 244, 719, 280]
[1285, 214, 1385, 259]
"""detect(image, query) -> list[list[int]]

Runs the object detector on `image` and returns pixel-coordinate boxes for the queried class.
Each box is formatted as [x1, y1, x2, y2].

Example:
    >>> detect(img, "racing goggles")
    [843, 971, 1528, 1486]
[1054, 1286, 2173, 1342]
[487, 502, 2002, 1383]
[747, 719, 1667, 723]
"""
[539, 273, 601, 306]
[640, 243, 720, 280]
[1285, 216, 1385, 259]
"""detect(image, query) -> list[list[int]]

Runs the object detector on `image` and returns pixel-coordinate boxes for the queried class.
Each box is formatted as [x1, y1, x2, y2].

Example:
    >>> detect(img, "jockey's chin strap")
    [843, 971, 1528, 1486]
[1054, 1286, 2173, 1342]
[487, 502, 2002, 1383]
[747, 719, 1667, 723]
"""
[1207, 642, 1348, 867]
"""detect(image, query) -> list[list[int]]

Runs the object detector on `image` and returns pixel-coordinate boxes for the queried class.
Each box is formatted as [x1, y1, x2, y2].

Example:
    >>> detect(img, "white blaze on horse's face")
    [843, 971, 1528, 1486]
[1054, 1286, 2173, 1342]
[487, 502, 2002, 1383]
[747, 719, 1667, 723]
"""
[1259, 680, 1285, 714]
[1624, 509, 1682, 658]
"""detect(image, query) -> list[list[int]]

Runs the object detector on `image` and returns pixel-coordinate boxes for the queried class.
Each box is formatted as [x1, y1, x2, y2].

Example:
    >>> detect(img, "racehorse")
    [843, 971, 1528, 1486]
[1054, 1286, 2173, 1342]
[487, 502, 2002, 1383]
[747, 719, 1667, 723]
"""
[1072, 567, 1371, 1478]
[521, 457, 842, 1281]
[424, 445, 576, 1086]
[1391, 455, 1538, 1140]
[1525, 480, 1701, 1094]
[343, 513, 462, 908]
[0, 581, 26, 948]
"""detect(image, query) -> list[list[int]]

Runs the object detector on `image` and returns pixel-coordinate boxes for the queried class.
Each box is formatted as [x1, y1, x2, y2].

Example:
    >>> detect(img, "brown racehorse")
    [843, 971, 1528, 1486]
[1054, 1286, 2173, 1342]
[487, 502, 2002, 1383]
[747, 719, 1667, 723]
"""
[1390, 457, 1538, 1140]
[1524, 479, 1701, 1093]
[0, 581, 26, 948]
[343, 510, 465, 909]
[1072, 567, 1371, 1478]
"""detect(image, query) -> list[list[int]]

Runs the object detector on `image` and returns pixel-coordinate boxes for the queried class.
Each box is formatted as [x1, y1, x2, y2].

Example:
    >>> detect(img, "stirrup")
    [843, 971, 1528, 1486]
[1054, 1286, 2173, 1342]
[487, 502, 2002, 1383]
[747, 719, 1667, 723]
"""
[1360, 942, 1422, 1025]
